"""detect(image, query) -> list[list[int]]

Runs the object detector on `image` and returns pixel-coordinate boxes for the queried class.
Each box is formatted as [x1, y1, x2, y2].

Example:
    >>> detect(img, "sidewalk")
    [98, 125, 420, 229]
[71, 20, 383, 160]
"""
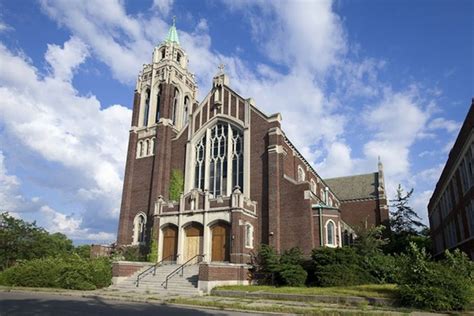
[0, 286, 454, 315]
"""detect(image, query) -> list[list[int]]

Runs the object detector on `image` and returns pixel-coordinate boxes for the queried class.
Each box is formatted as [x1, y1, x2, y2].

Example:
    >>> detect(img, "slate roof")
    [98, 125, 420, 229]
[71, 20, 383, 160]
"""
[324, 173, 379, 201]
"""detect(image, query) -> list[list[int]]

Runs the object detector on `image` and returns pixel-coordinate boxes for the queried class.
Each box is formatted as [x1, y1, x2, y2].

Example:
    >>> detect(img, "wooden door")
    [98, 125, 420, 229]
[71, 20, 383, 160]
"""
[185, 224, 203, 263]
[211, 223, 230, 262]
[162, 226, 178, 262]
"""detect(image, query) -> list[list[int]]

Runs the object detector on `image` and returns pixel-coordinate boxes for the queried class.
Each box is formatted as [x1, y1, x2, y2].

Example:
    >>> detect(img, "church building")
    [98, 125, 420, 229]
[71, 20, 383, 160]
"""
[115, 22, 389, 291]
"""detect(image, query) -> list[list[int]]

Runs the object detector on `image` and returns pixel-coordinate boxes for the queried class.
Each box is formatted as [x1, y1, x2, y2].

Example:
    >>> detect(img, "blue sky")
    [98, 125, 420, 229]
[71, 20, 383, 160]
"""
[0, 0, 472, 244]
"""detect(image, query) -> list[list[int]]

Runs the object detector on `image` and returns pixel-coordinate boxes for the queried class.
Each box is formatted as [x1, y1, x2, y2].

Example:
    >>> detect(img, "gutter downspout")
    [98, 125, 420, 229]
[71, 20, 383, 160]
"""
[319, 206, 323, 247]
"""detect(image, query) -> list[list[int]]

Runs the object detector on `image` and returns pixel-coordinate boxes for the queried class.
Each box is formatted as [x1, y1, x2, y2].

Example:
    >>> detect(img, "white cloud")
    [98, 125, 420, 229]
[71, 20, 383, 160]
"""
[0, 37, 131, 241]
[428, 117, 461, 134]
[0, 151, 22, 212]
[152, 0, 174, 16]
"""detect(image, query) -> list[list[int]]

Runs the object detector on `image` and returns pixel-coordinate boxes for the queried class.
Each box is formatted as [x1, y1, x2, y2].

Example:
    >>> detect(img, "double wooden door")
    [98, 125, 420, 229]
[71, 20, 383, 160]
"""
[211, 223, 230, 262]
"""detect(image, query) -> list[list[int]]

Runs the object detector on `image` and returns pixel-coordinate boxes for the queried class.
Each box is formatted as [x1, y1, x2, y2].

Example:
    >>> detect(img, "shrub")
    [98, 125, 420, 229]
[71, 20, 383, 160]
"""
[148, 232, 158, 263]
[362, 253, 397, 284]
[0, 255, 112, 290]
[169, 169, 184, 201]
[396, 243, 473, 311]
[315, 263, 376, 287]
[118, 245, 148, 262]
[278, 263, 307, 287]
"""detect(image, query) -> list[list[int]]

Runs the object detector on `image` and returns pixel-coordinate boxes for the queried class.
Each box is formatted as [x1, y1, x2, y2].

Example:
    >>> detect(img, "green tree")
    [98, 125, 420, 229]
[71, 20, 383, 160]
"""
[169, 169, 184, 201]
[390, 185, 425, 234]
[0, 212, 73, 270]
[353, 225, 387, 257]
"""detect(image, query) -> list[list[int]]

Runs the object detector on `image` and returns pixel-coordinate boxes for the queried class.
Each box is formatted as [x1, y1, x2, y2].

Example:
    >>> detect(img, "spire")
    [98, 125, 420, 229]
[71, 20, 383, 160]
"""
[165, 16, 180, 45]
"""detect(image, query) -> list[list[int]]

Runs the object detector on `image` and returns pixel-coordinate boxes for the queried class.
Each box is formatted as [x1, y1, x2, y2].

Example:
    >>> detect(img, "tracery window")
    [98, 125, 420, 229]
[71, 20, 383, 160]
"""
[194, 122, 244, 196]
[172, 88, 179, 125]
[155, 85, 162, 122]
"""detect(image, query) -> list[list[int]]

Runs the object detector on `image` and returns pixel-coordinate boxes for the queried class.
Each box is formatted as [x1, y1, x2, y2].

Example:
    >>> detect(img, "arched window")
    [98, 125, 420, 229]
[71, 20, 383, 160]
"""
[310, 179, 317, 193]
[320, 189, 325, 203]
[245, 223, 254, 248]
[177, 52, 181, 63]
[172, 88, 179, 125]
[194, 121, 244, 196]
[133, 213, 146, 244]
[183, 96, 189, 125]
[328, 197, 333, 207]
[155, 85, 162, 123]
[150, 137, 156, 155]
[326, 220, 335, 246]
[145, 139, 150, 156]
[137, 141, 143, 158]
[161, 48, 165, 59]
[143, 89, 150, 127]
[297, 165, 305, 182]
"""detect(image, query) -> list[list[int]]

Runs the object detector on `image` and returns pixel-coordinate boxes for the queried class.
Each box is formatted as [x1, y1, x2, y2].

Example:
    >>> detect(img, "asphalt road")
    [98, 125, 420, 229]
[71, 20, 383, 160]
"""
[0, 292, 264, 316]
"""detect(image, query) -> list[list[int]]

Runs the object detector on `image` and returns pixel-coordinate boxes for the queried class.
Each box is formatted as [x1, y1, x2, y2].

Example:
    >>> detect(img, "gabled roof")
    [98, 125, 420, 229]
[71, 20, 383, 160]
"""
[324, 173, 379, 201]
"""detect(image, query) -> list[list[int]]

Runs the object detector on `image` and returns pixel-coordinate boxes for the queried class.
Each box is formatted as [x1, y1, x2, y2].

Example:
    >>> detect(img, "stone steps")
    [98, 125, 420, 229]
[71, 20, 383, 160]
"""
[109, 264, 201, 296]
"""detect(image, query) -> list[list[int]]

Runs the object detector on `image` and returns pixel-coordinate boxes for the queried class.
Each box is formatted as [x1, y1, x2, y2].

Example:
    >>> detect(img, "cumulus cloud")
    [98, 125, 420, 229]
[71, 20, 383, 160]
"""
[0, 37, 131, 241]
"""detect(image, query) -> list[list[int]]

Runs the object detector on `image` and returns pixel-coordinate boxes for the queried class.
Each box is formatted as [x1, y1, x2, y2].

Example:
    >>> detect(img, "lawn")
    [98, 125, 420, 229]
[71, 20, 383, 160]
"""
[214, 284, 398, 299]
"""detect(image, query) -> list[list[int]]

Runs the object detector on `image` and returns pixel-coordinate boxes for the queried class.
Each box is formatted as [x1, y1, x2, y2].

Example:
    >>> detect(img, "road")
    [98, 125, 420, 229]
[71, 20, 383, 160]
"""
[0, 292, 265, 316]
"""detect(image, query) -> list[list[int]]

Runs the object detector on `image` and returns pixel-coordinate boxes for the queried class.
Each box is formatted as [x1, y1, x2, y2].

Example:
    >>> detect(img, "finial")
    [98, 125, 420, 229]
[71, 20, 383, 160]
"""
[172, 16, 176, 26]
[378, 155, 381, 164]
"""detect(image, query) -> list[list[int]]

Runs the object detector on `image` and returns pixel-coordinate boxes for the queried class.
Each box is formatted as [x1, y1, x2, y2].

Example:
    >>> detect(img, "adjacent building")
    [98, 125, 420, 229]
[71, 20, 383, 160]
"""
[428, 100, 474, 258]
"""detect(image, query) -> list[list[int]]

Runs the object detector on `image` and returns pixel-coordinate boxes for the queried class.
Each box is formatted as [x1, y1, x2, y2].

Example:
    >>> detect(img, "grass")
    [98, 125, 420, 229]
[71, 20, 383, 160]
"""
[214, 284, 398, 299]
[168, 297, 405, 315]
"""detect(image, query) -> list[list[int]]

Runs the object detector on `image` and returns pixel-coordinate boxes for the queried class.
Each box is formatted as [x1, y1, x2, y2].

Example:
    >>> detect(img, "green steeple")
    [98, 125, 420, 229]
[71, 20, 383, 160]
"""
[165, 16, 180, 45]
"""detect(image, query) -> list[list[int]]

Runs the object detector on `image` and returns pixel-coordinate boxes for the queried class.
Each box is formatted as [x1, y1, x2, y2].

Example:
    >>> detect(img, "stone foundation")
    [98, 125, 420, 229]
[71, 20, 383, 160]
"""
[198, 262, 251, 293]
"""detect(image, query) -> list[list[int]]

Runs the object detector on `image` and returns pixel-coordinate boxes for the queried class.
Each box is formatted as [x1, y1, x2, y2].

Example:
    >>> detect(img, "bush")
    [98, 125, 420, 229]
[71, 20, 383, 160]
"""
[118, 245, 148, 262]
[362, 253, 397, 284]
[396, 243, 473, 311]
[278, 263, 307, 287]
[315, 263, 376, 287]
[0, 255, 112, 290]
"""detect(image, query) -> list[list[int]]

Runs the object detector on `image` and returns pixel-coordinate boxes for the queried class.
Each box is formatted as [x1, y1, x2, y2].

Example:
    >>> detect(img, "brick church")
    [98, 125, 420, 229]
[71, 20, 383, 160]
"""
[116, 22, 389, 290]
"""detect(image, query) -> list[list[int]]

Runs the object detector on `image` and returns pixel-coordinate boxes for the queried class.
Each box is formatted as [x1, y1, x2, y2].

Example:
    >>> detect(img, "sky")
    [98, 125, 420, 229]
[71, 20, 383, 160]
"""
[0, 0, 472, 244]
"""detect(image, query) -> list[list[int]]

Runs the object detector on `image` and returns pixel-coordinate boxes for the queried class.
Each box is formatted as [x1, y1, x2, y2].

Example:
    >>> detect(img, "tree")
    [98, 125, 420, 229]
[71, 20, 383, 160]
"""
[353, 225, 387, 257]
[0, 212, 73, 270]
[389, 185, 425, 234]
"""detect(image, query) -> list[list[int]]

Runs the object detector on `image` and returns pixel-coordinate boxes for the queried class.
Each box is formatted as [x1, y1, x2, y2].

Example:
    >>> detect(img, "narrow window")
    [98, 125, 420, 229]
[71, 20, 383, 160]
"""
[183, 96, 189, 124]
[155, 85, 162, 123]
[140, 140, 145, 157]
[177, 52, 181, 63]
[146, 139, 150, 156]
[326, 221, 335, 246]
[172, 88, 179, 125]
[310, 179, 316, 193]
[161, 49, 165, 59]
[231, 127, 244, 190]
[297, 165, 305, 182]
[195, 135, 206, 190]
[143, 89, 150, 126]
[137, 141, 143, 158]
[245, 224, 253, 248]
[133, 213, 146, 244]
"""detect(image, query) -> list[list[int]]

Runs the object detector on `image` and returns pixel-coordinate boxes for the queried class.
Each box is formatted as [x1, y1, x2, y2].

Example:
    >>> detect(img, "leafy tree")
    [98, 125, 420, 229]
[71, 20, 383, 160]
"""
[353, 225, 387, 257]
[389, 185, 425, 234]
[74, 245, 91, 259]
[169, 169, 184, 201]
[0, 212, 73, 270]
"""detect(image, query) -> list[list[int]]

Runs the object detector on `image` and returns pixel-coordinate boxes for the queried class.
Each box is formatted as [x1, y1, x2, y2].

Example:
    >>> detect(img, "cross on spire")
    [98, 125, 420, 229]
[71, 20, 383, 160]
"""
[218, 63, 225, 73]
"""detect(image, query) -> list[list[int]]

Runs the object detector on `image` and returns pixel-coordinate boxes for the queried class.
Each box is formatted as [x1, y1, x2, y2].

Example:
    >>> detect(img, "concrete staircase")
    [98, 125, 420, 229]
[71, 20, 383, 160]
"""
[105, 264, 201, 296]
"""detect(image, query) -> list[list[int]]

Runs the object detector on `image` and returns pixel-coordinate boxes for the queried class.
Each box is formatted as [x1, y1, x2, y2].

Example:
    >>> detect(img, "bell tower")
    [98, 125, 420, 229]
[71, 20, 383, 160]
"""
[135, 17, 197, 131]
[118, 19, 197, 246]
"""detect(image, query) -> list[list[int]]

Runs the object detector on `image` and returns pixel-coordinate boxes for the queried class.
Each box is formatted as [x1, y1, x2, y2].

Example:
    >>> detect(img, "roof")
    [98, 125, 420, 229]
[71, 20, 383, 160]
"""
[165, 18, 180, 45]
[324, 173, 379, 201]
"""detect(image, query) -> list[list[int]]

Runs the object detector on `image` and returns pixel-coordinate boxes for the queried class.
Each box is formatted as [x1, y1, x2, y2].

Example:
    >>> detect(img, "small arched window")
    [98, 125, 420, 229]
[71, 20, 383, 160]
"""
[150, 137, 156, 155]
[161, 49, 165, 59]
[177, 52, 181, 63]
[310, 179, 317, 193]
[326, 220, 335, 246]
[172, 88, 179, 125]
[297, 165, 305, 182]
[145, 139, 150, 156]
[245, 223, 254, 248]
[183, 96, 190, 125]
[143, 89, 150, 127]
[133, 213, 146, 244]
[137, 141, 143, 158]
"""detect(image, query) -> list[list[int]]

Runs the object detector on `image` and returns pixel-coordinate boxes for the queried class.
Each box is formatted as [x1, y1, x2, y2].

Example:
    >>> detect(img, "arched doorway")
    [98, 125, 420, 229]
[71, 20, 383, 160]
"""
[162, 225, 178, 262]
[184, 223, 203, 263]
[211, 222, 230, 262]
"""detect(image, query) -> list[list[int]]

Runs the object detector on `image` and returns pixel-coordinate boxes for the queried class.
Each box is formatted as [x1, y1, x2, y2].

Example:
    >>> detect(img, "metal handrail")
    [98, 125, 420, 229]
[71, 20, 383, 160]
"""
[161, 254, 204, 289]
[136, 254, 178, 287]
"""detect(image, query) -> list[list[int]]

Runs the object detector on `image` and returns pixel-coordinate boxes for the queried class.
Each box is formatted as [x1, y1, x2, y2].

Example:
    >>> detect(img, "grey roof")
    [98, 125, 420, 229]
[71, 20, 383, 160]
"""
[324, 173, 379, 201]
